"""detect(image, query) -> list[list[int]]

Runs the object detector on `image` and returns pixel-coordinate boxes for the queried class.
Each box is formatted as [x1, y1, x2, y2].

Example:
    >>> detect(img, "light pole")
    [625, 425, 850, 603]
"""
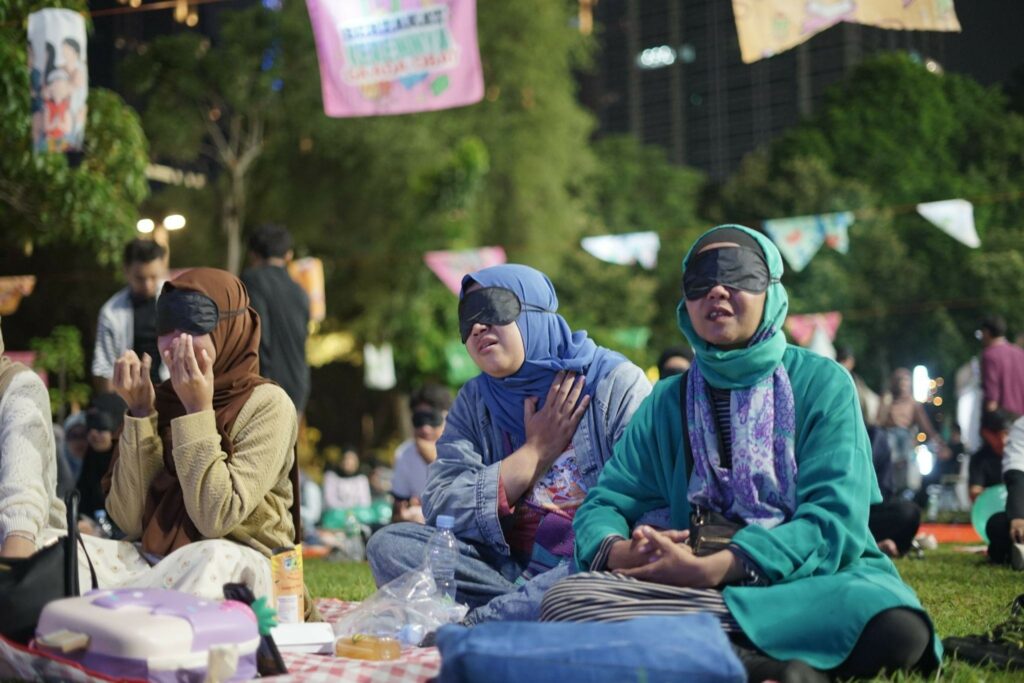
[137, 214, 187, 264]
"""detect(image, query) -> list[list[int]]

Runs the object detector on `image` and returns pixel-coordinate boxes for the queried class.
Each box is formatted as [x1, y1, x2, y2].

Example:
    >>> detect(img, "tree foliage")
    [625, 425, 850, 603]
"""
[30, 324, 90, 421]
[122, 7, 281, 273]
[247, 0, 597, 382]
[0, 0, 148, 264]
[556, 135, 706, 367]
[715, 53, 1024, 388]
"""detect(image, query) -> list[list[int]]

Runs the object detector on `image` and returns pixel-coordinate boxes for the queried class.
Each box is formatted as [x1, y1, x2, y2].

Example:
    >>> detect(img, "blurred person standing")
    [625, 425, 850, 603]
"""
[241, 225, 310, 417]
[837, 346, 880, 428]
[391, 383, 452, 524]
[978, 315, 1024, 420]
[93, 239, 169, 392]
[877, 368, 948, 495]
[988, 415, 1024, 569]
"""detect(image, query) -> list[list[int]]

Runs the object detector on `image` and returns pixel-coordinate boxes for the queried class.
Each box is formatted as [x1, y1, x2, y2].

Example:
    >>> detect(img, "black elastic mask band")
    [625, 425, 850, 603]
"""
[682, 246, 776, 301]
[458, 287, 553, 343]
[156, 289, 244, 337]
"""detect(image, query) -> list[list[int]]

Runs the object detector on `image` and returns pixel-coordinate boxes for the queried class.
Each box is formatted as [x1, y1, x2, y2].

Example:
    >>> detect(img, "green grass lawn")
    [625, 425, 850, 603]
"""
[306, 546, 1024, 681]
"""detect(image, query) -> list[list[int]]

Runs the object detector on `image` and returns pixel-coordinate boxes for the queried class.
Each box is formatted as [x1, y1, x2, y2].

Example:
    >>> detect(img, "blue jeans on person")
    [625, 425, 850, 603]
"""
[366, 522, 571, 624]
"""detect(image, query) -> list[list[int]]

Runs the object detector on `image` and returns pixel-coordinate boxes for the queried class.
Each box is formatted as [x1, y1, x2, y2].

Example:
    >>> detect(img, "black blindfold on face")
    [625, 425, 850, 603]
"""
[457, 287, 554, 343]
[682, 246, 777, 301]
[156, 288, 245, 337]
[412, 409, 444, 428]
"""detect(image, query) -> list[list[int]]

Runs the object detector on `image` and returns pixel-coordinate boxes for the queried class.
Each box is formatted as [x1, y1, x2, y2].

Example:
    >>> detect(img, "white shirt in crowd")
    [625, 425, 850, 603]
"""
[322, 470, 372, 510]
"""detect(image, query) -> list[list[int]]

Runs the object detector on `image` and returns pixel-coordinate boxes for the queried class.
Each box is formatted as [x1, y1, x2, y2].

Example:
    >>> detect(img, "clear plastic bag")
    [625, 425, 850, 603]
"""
[332, 565, 468, 650]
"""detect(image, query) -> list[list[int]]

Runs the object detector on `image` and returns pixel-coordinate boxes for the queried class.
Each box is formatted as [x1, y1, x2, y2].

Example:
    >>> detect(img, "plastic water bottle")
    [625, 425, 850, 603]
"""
[343, 510, 361, 539]
[426, 515, 458, 601]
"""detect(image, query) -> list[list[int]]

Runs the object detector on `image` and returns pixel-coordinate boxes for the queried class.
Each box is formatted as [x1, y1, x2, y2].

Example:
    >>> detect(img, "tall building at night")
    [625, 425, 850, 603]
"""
[579, 1, 1024, 180]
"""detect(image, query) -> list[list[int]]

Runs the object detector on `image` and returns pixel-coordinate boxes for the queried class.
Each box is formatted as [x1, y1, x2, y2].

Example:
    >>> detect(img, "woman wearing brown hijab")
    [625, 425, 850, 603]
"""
[80, 268, 298, 600]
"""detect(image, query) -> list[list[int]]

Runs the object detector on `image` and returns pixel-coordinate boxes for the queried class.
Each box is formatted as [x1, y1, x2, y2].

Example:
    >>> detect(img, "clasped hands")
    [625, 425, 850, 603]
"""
[606, 524, 740, 589]
[113, 334, 214, 418]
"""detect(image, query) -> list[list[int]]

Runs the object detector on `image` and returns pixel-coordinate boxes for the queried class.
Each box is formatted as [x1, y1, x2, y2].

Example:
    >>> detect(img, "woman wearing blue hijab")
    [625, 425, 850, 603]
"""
[541, 226, 940, 681]
[367, 264, 651, 623]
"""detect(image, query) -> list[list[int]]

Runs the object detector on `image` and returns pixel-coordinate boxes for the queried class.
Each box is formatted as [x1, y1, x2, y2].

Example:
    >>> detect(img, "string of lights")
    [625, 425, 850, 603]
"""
[88, 0, 239, 25]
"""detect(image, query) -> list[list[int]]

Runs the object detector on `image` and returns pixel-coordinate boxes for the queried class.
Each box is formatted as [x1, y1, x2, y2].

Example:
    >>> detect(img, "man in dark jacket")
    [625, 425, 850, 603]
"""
[240, 224, 311, 415]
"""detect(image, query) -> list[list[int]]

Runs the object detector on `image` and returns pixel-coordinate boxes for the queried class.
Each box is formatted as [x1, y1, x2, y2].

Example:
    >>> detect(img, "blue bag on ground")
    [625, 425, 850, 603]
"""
[435, 614, 745, 683]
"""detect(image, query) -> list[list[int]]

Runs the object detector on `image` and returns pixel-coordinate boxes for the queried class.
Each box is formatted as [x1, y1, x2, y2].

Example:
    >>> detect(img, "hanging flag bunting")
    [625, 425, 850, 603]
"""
[444, 339, 479, 385]
[28, 8, 88, 153]
[730, 0, 960, 64]
[304, 0, 484, 118]
[363, 342, 396, 390]
[807, 324, 837, 360]
[424, 246, 507, 295]
[608, 327, 651, 351]
[580, 231, 661, 270]
[916, 199, 980, 248]
[762, 211, 854, 272]
[785, 312, 842, 347]
[288, 257, 327, 323]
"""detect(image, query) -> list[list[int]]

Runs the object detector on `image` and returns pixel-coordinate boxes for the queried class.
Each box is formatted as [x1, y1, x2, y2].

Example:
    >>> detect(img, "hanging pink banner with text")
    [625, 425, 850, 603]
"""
[424, 247, 506, 295]
[305, 0, 484, 118]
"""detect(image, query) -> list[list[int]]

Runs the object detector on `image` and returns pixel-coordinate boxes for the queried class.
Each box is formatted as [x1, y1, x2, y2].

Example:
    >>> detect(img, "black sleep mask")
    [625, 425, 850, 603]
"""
[458, 287, 554, 343]
[682, 246, 777, 301]
[412, 409, 444, 428]
[156, 288, 244, 336]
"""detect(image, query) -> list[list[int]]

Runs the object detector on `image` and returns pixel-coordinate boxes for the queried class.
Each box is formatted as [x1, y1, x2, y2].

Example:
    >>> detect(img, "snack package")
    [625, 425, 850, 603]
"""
[334, 634, 401, 661]
[271, 545, 304, 624]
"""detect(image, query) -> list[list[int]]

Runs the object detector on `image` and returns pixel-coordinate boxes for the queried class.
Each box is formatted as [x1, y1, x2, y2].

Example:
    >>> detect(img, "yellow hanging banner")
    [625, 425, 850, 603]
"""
[731, 0, 960, 63]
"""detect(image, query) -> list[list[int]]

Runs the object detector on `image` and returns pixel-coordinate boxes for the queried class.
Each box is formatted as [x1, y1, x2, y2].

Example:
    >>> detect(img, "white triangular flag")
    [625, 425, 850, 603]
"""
[363, 343, 396, 390]
[581, 232, 660, 269]
[807, 323, 836, 360]
[916, 199, 980, 248]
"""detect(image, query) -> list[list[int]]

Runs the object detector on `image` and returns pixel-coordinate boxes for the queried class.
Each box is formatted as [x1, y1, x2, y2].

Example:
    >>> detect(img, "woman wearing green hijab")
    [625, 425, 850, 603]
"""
[540, 226, 940, 680]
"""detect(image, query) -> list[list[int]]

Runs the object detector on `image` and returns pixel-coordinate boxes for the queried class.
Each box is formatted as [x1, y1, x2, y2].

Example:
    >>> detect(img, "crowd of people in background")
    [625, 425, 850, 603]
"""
[3, 222, 1024, 680]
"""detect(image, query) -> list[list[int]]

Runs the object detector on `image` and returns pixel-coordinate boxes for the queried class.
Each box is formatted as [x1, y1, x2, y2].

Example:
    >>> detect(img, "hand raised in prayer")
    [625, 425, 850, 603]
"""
[163, 333, 214, 415]
[113, 350, 155, 418]
[614, 525, 739, 588]
[524, 371, 590, 469]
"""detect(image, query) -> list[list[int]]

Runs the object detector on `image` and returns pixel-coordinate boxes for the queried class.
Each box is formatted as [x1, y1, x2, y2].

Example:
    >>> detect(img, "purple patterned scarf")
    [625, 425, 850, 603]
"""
[686, 364, 798, 528]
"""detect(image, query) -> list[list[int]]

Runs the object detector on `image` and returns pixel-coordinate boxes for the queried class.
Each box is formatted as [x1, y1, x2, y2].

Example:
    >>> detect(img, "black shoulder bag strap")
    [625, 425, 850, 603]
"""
[678, 371, 692, 481]
[64, 490, 98, 595]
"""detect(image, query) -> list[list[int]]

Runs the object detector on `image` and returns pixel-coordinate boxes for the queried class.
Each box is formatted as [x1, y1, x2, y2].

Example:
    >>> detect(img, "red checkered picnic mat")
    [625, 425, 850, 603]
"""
[0, 599, 441, 683]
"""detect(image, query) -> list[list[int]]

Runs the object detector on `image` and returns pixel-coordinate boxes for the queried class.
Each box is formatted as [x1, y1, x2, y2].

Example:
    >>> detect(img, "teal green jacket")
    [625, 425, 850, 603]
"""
[573, 345, 941, 670]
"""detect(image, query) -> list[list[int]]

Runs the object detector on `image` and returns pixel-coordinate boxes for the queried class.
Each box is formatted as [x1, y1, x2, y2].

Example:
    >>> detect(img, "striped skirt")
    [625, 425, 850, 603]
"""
[539, 571, 741, 633]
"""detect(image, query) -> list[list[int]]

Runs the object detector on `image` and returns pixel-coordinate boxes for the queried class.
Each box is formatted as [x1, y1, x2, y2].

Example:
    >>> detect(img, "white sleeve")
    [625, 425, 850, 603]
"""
[0, 374, 56, 542]
[1004, 417, 1024, 474]
[91, 304, 118, 378]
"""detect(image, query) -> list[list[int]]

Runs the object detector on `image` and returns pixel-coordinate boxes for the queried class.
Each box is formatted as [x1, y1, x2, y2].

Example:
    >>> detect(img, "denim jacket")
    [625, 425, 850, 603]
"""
[422, 361, 652, 556]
